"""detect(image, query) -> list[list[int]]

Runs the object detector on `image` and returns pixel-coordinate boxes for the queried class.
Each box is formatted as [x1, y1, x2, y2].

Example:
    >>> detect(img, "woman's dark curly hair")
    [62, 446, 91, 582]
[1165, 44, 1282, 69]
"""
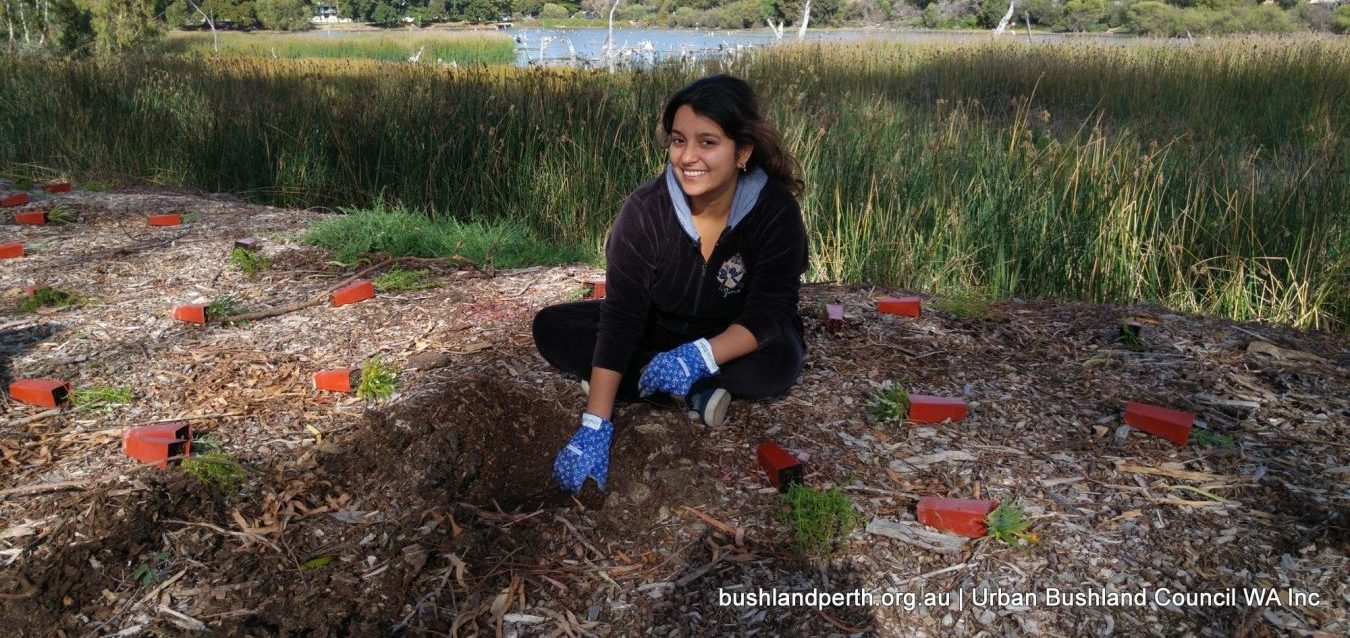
[660, 74, 804, 197]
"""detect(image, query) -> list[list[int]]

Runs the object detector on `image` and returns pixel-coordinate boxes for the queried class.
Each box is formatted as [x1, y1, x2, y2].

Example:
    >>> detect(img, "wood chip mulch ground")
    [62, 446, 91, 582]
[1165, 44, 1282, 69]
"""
[0, 187, 1346, 637]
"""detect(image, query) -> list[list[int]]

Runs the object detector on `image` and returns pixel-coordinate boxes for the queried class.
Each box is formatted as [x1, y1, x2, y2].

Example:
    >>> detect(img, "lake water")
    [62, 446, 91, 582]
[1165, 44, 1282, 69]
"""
[505, 26, 1125, 67]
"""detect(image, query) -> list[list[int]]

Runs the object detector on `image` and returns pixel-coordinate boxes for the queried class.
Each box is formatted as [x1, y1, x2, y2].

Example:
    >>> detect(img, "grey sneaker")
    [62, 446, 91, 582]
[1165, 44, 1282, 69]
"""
[686, 387, 731, 427]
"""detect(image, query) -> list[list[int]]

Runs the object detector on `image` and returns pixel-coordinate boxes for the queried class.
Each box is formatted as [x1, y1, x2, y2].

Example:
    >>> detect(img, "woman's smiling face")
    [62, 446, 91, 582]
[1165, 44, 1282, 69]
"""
[668, 105, 750, 209]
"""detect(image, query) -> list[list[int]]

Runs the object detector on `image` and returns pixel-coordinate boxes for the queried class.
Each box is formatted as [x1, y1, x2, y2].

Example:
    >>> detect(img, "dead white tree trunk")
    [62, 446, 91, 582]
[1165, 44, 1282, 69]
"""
[796, 0, 810, 39]
[604, 0, 620, 68]
[766, 18, 783, 39]
[993, 0, 1015, 35]
[186, 0, 218, 53]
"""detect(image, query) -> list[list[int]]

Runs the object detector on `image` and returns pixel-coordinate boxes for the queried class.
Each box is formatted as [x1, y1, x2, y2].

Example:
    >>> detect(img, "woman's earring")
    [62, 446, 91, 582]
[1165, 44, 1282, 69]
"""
[737, 162, 747, 172]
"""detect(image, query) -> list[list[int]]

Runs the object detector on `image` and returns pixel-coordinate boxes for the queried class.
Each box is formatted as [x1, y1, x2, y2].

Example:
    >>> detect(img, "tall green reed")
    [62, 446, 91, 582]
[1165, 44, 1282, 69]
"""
[0, 38, 1344, 329]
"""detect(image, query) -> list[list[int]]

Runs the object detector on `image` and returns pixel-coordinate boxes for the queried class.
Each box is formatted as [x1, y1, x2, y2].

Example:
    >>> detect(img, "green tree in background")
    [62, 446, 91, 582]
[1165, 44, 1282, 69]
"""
[88, 0, 163, 52]
[54, 0, 95, 54]
[255, 0, 311, 28]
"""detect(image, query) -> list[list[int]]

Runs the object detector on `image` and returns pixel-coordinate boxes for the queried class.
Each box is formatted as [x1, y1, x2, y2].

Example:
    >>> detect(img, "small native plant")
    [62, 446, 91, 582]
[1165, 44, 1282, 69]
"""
[1190, 429, 1238, 449]
[374, 268, 437, 293]
[986, 503, 1038, 547]
[778, 484, 860, 558]
[130, 551, 170, 586]
[1116, 321, 1145, 349]
[205, 294, 244, 320]
[228, 247, 270, 277]
[72, 386, 133, 413]
[46, 205, 79, 225]
[357, 355, 397, 401]
[865, 381, 909, 424]
[182, 450, 246, 493]
[930, 293, 994, 320]
[18, 287, 80, 313]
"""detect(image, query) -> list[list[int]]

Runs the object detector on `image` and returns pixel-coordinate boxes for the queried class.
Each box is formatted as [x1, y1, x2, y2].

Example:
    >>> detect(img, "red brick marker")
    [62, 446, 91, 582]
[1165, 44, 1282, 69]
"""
[1123, 401, 1194, 445]
[825, 304, 844, 332]
[42, 182, 72, 193]
[124, 422, 193, 469]
[917, 497, 996, 538]
[586, 280, 606, 299]
[877, 296, 921, 317]
[15, 210, 47, 225]
[1, 193, 30, 208]
[332, 280, 375, 306]
[173, 304, 208, 324]
[314, 369, 358, 393]
[147, 213, 182, 226]
[8, 379, 72, 408]
[909, 395, 968, 424]
[757, 442, 805, 492]
[0, 242, 24, 259]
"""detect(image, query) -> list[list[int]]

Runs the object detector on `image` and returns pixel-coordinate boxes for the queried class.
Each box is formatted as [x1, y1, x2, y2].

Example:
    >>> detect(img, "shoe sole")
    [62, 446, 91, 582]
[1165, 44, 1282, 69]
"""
[700, 389, 731, 427]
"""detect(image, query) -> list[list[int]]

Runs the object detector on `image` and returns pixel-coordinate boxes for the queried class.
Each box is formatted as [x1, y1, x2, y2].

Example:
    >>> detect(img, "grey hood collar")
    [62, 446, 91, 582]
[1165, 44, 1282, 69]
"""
[665, 164, 768, 242]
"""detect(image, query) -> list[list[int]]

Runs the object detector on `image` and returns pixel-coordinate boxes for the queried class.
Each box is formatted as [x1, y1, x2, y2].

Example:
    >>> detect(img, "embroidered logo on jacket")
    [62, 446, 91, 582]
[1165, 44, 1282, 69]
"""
[717, 254, 747, 297]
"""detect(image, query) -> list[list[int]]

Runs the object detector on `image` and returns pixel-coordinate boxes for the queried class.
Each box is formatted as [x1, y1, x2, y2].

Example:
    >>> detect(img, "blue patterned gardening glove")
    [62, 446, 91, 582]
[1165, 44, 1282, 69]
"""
[553, 412, 614, 494]
[638, 338, 720, 398]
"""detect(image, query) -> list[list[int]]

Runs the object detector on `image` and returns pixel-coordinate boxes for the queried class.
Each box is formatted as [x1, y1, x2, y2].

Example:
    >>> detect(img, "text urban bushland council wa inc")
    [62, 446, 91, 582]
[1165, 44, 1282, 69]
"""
[717, 587, 1324, 611]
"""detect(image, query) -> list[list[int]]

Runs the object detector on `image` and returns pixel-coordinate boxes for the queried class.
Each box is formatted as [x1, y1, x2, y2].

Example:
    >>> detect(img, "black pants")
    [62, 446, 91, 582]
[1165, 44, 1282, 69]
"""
[532, 300, 805, 402]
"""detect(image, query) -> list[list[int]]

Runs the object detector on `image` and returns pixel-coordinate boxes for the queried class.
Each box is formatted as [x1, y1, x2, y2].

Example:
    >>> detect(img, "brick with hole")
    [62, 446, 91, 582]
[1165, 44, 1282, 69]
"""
[234, 237, 261, 251]
[1124, 401, 1194, 445]
[877, 296, 921, 317]
[332, 280, 375, 307]
[147, 213, 182, 227]
[917, 497, 996, 538]
[908, 395, 968, 424]
[314, 369, 358, 393]
[14, 210, 47, 225]
[42, 182, 72, 193]
[1, 193, 30, 208]
[1, 242, 24, 259]
[757, 442, 804, 492]
[8, 379, 72, 408]
[123, 422, 192, 469]
[173, 304, 207, 324]
[825, 303, 844, 333]
[586, 280, 606, 299]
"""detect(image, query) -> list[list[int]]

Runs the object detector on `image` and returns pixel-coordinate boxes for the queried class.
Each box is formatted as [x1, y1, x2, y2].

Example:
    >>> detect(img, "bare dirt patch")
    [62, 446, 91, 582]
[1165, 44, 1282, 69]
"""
[0, 188, 1346, 636]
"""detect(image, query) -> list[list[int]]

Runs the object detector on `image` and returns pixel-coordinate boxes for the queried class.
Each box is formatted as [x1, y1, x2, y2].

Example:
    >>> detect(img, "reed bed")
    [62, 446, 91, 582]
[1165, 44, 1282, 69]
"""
[1, 38, 1345, 329]
[160, 30, 515, 64]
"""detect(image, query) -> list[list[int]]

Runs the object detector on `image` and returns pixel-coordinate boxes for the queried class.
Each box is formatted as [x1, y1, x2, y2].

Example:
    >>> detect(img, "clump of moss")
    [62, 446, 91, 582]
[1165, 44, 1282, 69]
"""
[777, 484, 859, 558]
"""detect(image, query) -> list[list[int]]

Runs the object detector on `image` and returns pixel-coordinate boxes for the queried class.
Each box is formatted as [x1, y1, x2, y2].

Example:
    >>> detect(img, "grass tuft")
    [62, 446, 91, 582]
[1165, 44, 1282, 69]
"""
[374, 268, 438, 293]
[182, 450, 246, 493]
[205, 294, 244, 320]
[1190, 429, 1238, 449]
[778, 484, 860, 558]
[228, 246, 270, 277]
[18, 287, 80, 313]
[865, 381, 909, 424]
[357, 355, 397, 401]
[72, 386, 133, 413]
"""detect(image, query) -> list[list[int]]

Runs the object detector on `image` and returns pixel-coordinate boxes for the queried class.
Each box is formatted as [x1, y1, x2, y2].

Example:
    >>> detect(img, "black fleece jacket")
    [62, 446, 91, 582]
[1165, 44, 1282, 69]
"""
[593, 174, 808, 374]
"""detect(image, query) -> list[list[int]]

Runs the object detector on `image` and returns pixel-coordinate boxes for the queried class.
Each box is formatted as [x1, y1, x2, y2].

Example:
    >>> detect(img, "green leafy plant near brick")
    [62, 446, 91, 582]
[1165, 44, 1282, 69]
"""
[865, 381, 909, 424]
[228, 246, 270, 277]
[46, 205, 79, 225]
[374, 268, 437, 293]
[986, 503, 1038, 547]
[72, 386, 133, 413]
[182, 450, 246, 493]
[130, 551, 170, 587]
[205, 294, 244, 321]
[14, 177, 32, 191]
[930, 293, 995, 320]
[1190, 429, 1237, 449]
[357, 355, 397, 401]
[1115, 322, 1145, 349]
[777, 484, 860, 558]
[18, 287, 80, 313]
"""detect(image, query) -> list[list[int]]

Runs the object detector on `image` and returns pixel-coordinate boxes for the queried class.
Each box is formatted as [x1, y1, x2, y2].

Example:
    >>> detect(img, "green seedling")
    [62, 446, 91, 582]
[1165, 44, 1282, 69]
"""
[182, 450, 246, 493]
[192, 434, 223, 454]
[228, 246, 270, 277]
[72, 386, 133, 413]
[1116, 322, 1145, 349]
[130, 551, 170, 586]
[205, 294, 244, 320]
[82, 181, 108, 192]
[181, 210, 204, 223]
[1190, 429, 1237, 449]
[358, 355, 397, 401]
[299, 555, 335, 570]
[18, 287, 80, 313]
[777, 484, 860, 558]
[374, 268, 438, 293]
[46, 205, 79, 225]
[14, 177, 33, 191]
[930, 294, 994, 320]
[986, 503, 1037, 547]
[865, 381, 909, 424]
